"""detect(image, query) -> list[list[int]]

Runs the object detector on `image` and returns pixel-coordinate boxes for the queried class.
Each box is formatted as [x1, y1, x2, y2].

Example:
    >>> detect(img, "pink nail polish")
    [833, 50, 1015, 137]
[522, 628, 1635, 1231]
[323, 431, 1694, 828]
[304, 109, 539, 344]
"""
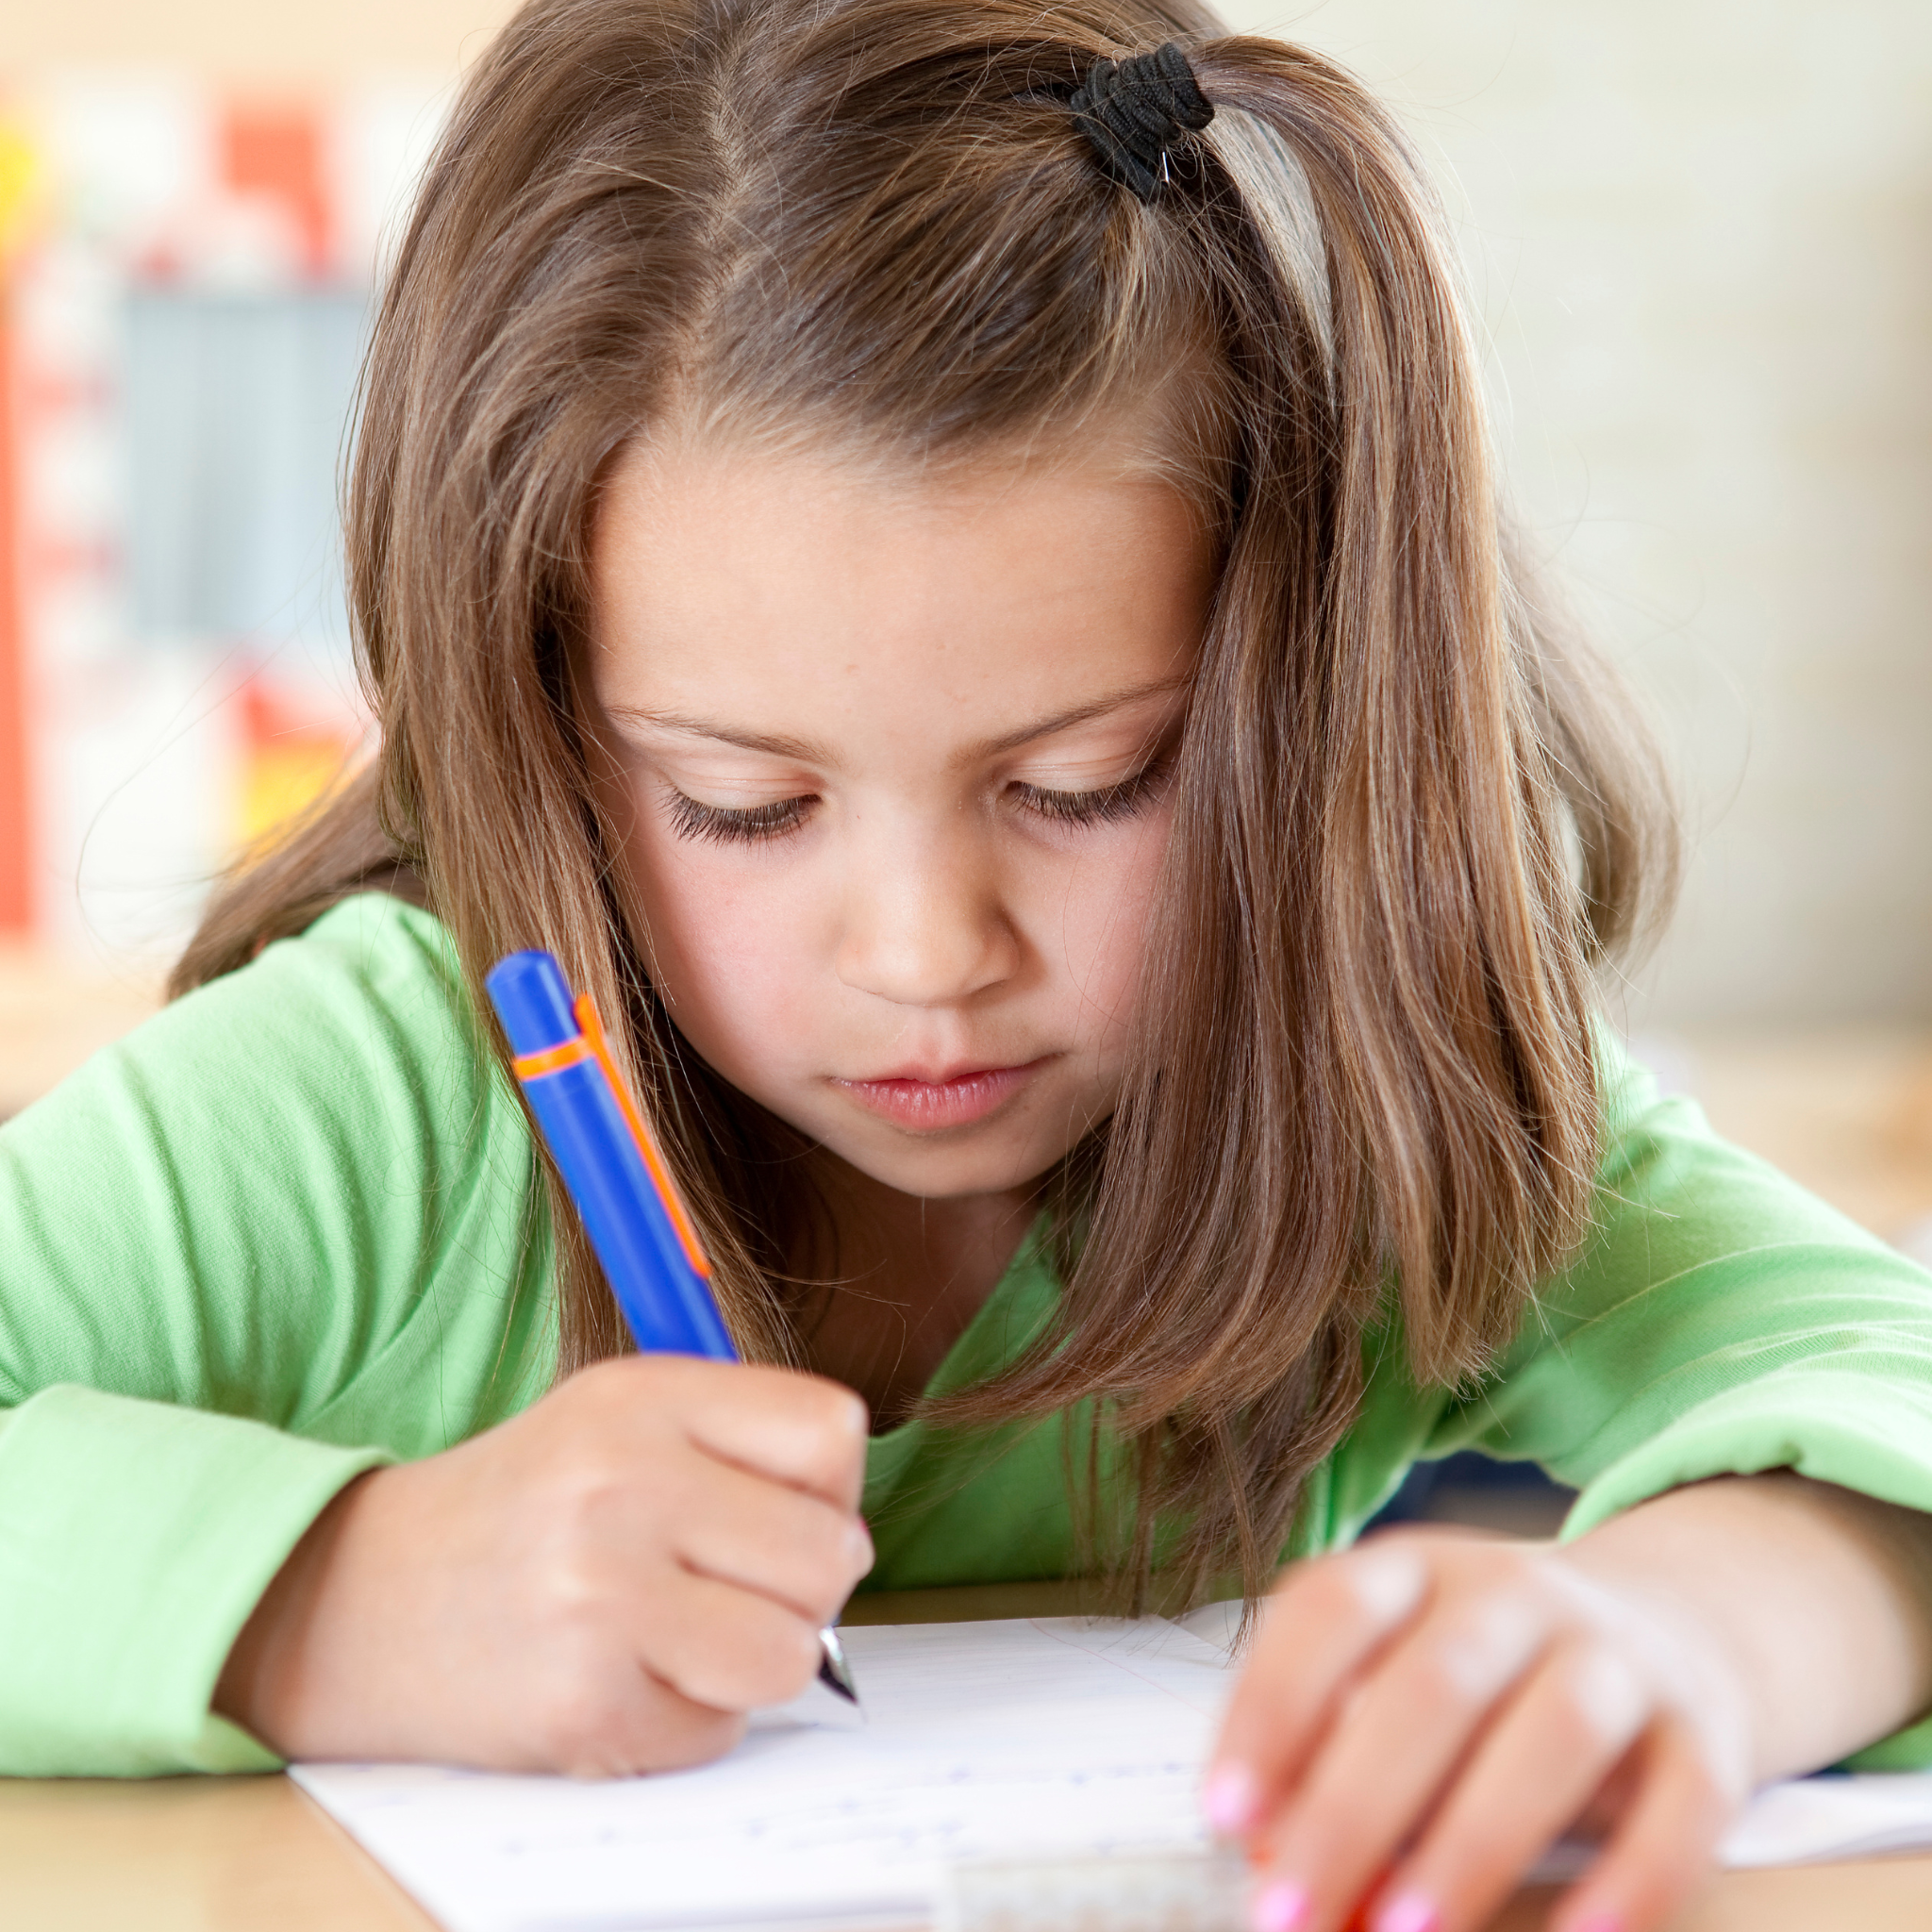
[1204, 1762, 1260, 1835]
[1372, 1892, 1439, 1932]
[1251, 1879, 1309, 1932]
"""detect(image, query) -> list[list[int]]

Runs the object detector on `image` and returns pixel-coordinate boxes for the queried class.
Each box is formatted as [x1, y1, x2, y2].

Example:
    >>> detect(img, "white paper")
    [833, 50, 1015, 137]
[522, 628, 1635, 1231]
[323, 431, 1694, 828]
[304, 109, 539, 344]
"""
[1720, 1772, 1932, 1867]
[296, 1618, 1232, 1932]
[294, 1615, 1932, 1932]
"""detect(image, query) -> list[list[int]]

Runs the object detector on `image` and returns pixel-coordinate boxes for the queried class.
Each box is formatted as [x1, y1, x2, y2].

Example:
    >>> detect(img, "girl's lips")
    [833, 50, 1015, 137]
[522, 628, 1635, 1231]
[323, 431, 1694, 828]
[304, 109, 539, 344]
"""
[832, 1059, 1049, 1131]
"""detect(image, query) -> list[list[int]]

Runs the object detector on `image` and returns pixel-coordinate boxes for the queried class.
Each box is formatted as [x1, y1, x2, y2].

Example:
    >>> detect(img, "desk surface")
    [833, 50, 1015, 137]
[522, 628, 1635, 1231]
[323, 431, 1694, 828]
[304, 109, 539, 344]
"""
[5, 1584, 1930, 1932]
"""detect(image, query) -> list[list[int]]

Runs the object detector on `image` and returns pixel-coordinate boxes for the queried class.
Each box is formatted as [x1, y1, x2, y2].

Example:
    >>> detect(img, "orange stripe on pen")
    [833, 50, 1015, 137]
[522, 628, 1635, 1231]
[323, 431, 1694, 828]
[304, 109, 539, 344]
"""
[511, 1039, 592, 1079]
[574, 995, 714, 1280]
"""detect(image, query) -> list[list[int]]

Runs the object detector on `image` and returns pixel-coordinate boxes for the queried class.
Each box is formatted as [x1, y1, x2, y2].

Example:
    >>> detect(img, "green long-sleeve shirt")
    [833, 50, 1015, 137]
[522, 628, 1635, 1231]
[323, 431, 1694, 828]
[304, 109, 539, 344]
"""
[5, 892, 1932, 1777]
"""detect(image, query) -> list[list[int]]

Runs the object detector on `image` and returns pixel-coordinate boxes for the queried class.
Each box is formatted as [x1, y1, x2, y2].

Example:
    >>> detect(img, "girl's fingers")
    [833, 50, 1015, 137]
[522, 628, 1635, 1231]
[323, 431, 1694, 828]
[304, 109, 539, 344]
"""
[520, 1649, 747, 1778]
[632, 1568, 827, 1713]
[669, 1455, 874, 1624]
[1363, 1640, 1652, 1932]
[1215, 1536, 1734, 1932]
[648, 1358, 872, 1507]
[1245, 1586, 1552, 1931]
[1549, 1719, 1735, 1932]
[1208, 1543, 1432, 1832]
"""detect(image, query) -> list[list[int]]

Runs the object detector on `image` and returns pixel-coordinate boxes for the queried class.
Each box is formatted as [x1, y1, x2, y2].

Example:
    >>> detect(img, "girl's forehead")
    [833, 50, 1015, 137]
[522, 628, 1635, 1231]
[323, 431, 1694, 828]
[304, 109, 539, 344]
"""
[593, 429, 1208, 554]
[588, 440, 1212, 728]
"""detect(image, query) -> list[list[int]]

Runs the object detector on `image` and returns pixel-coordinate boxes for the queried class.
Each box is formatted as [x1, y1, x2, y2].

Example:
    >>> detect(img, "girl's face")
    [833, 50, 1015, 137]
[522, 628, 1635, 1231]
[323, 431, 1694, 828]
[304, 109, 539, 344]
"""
[586, 440, 1213, 1206]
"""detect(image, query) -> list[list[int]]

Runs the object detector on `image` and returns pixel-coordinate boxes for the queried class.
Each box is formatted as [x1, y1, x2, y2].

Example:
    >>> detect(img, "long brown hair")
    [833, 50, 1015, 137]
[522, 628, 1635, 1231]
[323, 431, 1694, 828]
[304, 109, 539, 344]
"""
[174, 0, 1674, 1601]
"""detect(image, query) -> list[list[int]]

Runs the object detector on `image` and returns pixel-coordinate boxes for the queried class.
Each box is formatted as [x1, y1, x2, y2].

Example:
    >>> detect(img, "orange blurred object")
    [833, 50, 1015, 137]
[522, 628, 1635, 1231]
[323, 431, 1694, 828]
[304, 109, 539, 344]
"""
[0, 298, 28, 936]
[219, 105, 331, 278]
[236, 675, 357, 852]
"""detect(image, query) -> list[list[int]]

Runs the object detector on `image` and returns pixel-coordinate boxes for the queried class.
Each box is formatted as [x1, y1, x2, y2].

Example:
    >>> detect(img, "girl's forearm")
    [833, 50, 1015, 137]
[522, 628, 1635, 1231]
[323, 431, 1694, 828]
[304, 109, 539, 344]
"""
[1564, 1471, 1932, 1780]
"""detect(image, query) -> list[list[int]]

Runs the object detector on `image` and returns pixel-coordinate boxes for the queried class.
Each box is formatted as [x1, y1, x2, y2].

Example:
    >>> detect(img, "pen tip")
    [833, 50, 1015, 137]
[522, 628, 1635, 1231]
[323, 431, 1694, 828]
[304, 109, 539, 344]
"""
[818, 1627, 861, 1705]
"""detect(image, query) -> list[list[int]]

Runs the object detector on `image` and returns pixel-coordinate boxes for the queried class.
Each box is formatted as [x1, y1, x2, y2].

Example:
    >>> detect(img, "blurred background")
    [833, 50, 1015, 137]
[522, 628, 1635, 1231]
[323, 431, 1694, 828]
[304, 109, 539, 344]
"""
[2, 2, 1929, 1376]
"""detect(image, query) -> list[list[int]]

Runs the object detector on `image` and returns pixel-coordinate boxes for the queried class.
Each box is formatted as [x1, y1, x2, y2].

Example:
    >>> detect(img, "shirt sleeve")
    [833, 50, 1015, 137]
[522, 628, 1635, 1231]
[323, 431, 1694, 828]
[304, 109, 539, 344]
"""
[0, 893, 551, 1775]
[1419, 1031, 1932, 1770]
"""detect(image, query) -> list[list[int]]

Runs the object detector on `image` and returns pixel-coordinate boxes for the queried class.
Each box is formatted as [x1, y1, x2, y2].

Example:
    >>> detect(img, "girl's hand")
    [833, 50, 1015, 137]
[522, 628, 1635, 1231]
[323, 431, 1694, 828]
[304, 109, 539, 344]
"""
[1204, 1527, 1753, 1932]
[215, 1356, 874, 1774]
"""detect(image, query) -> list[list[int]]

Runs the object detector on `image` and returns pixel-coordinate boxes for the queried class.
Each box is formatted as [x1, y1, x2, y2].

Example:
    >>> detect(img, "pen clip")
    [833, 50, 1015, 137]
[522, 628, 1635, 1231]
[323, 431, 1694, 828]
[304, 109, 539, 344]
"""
[572, 995, 712, 1280]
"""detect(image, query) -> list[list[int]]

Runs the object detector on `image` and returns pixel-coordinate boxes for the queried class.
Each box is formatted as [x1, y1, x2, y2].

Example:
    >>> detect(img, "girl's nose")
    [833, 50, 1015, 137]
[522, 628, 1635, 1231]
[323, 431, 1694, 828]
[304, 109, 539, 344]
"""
[833, 830, 1020, 1008]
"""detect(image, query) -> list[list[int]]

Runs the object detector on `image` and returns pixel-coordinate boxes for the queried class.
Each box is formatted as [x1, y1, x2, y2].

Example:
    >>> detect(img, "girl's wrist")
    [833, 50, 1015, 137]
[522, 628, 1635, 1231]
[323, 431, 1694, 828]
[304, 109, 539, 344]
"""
[214, 1469, 384, 1755]
[1546, 1527, 1757, 1795]
[1557, 1474, 1932, 1783]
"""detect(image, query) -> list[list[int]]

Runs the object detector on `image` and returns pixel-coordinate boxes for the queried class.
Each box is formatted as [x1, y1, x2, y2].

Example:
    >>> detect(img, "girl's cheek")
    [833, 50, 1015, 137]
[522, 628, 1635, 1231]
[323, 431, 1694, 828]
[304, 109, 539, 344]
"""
[637, 848, 823, 1041]
[622, 789, 1172, 1078]
[1044, 816, 1172, 1043]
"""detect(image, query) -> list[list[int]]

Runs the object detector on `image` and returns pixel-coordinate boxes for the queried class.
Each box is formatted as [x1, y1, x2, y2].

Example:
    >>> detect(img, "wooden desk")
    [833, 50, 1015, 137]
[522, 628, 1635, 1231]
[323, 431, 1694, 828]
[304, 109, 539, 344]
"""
[5, 1583, 1930, 1932]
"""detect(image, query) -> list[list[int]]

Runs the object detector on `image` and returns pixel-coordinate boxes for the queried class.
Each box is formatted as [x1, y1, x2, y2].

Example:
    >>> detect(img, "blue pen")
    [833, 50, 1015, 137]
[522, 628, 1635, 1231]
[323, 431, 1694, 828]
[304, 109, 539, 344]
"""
[486, 948, 861, 1721]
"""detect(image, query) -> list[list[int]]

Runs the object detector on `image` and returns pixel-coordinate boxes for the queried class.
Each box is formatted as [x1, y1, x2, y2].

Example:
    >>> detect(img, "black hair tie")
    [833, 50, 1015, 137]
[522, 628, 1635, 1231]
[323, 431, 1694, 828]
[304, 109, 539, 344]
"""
[1070, 42, 1214, 205]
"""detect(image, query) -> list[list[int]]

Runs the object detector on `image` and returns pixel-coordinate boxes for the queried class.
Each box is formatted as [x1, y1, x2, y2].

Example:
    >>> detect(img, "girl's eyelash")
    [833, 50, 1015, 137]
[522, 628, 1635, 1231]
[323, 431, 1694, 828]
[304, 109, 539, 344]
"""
[661, 752, 1173, 845]
[664, 790, 815, 845]
[1011, 753, 1173, 827]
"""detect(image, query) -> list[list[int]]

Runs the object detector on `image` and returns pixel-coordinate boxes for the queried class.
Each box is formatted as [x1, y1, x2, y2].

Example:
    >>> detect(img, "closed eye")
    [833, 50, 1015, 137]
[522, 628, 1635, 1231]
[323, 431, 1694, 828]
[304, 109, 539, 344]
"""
[661, 750, 1174, 844]
[664, 790, 816, 845]
[1010, 752, 1173, 828]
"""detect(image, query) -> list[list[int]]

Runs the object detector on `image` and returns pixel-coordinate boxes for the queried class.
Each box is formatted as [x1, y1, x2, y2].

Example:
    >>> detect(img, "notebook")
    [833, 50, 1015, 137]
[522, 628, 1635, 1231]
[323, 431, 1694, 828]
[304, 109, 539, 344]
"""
[293, 1612, 1932, 1932]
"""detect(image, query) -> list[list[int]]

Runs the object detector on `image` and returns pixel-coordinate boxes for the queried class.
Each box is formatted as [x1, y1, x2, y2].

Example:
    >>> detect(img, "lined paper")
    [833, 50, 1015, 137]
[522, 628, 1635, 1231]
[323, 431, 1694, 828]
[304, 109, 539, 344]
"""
[295, 1618, 1232, 1932]
[294, 1614, 1932, 1932]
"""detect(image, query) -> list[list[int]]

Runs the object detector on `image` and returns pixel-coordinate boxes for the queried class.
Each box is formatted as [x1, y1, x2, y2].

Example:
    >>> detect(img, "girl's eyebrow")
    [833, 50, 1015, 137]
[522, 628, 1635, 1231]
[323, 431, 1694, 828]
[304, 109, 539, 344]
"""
[606, 675, 1190, 770]
[605, 708, 832, 764]
[967, 675, 1191, 764]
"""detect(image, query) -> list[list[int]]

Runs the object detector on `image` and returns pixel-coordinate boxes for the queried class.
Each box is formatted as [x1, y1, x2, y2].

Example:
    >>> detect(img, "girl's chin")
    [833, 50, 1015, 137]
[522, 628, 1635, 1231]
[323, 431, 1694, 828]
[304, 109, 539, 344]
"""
[808, 1110, 1087, 1204]
[827, 1145, 1066, 1205]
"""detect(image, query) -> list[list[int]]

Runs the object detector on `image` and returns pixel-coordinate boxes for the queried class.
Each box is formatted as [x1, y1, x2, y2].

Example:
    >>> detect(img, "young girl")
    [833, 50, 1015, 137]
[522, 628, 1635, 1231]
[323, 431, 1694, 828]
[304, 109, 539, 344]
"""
[5, 2, 1932, 1929]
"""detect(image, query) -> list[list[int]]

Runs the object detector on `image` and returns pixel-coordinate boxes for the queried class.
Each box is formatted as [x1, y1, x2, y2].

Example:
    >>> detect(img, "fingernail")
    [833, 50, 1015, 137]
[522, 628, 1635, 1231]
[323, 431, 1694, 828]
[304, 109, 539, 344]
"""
[1204, 1762, 1260, 1835]
[1251, 1878, 1309, 1932]
[1372, 1892, 1439, 1932]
